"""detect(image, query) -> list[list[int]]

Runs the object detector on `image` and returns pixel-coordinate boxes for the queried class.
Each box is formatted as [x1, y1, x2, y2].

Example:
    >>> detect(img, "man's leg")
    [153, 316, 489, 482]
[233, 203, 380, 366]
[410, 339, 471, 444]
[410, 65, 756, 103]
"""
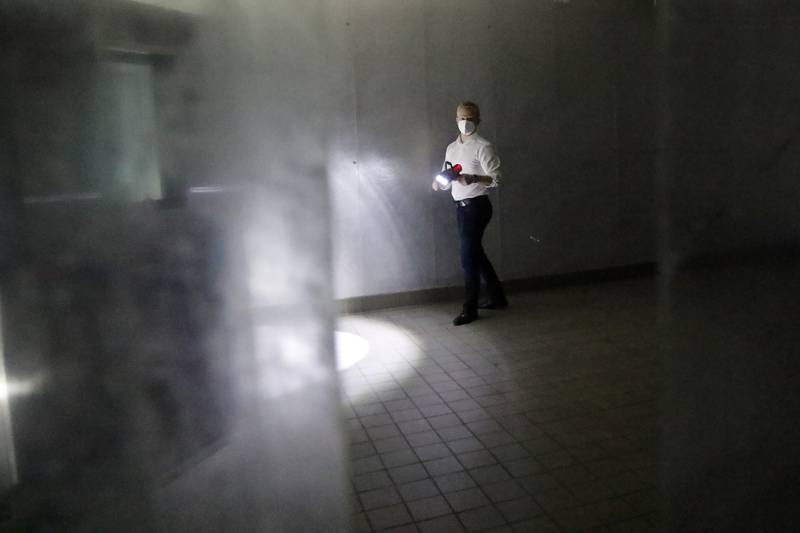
[455, 198, 494, 325]
[479, 253, 507, 306]
[473, 201, 507, 306]
[457, 204, 482, 315]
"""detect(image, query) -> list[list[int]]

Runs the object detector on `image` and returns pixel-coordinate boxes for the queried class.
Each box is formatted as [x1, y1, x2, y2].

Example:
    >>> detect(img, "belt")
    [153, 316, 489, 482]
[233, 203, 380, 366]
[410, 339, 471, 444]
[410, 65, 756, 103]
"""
[455, 195, 488, 207]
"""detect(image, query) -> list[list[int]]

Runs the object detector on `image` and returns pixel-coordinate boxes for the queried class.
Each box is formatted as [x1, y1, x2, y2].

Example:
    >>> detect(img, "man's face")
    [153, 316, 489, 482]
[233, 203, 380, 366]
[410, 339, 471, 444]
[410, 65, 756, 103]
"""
[456, 106, 478, 135]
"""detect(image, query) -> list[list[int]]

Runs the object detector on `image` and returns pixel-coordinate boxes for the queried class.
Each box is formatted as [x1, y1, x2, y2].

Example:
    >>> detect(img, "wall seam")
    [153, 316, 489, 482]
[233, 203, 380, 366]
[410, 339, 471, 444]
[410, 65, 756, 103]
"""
[346, 0, 366, 298]
[422, 0, 437, 290]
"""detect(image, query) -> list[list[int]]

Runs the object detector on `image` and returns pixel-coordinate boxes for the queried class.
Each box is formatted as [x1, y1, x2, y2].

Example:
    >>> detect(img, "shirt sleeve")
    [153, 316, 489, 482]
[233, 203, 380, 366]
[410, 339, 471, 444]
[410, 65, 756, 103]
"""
[477, 143, 501, 188]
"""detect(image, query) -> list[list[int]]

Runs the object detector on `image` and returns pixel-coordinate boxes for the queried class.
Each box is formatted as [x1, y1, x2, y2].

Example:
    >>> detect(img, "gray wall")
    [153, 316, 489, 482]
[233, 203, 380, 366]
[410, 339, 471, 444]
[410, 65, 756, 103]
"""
[658, 2, 800, 531]
[331, 0, 656, 299]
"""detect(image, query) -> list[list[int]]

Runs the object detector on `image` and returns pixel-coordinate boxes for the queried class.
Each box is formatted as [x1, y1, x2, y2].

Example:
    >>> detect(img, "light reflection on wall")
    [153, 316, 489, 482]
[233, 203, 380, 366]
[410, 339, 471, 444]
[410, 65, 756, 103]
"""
[0, 377, 42, 403]
[0, 300, 18, 490]
[329, 152, 434, 299]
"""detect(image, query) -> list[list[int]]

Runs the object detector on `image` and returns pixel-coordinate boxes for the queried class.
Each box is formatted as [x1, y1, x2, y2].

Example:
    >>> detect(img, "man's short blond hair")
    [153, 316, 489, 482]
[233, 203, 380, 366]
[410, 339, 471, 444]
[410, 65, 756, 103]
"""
[457, 101, 481, 121]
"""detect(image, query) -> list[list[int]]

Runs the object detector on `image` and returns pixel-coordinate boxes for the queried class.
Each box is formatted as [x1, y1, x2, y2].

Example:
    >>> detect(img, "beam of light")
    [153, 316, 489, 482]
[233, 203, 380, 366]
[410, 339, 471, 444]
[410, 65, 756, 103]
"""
[327, 152, 428, 299]
[335, 331, 369, 371]
[0, 300, 19, 488]
[435, 174, 449, 187]
[0, 378, 42, 402]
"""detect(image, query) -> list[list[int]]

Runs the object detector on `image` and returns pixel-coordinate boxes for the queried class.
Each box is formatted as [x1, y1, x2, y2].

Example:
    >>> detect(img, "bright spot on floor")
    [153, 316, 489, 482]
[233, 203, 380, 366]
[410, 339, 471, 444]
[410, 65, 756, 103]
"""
[335, 331, 370, 371]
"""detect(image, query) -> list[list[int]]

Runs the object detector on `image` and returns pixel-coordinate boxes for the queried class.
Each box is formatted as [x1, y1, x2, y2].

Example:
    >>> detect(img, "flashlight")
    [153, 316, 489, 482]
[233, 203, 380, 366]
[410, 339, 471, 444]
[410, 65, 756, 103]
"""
[435, 161, 462, 187]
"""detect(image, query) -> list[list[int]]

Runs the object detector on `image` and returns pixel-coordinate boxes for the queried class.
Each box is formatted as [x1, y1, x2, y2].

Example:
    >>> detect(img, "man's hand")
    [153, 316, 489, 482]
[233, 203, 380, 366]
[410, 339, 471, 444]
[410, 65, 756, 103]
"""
[431, 180, 440, 191]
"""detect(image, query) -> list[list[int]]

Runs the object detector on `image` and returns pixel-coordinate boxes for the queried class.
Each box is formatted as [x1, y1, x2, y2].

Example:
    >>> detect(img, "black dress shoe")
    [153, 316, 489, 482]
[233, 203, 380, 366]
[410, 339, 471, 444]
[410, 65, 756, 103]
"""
[478, 299, 508, 310]
[453, 311, 478, 326]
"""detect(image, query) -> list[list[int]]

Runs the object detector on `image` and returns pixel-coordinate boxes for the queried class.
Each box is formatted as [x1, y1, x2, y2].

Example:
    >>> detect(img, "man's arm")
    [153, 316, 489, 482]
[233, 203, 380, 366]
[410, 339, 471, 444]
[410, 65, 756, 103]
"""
[458, 174, 495, 186]
[460, 143, 501, 187]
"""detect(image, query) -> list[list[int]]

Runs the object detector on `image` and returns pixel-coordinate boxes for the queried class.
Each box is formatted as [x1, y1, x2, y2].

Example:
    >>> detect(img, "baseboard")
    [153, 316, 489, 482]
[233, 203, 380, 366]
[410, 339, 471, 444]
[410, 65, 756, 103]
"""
[336, 286, 464, 315]
[336, 262, 657, 314]
[502, 262, 657, 293]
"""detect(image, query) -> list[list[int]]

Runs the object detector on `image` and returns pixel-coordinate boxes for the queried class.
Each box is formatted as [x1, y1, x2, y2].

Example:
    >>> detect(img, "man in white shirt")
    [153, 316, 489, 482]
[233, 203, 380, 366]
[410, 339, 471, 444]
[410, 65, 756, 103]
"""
[432, 101, 507, 326]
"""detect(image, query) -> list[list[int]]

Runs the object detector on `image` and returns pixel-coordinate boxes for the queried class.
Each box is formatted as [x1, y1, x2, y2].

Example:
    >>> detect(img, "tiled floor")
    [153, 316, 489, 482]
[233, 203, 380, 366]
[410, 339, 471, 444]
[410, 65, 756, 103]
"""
[339, 279, 660, 533]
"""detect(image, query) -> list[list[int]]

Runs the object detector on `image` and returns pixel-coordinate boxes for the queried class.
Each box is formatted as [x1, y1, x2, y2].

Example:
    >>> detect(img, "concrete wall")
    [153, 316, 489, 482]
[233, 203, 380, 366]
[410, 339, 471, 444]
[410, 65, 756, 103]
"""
[658, 2, 800, 531]
[331, 0, 656, 299]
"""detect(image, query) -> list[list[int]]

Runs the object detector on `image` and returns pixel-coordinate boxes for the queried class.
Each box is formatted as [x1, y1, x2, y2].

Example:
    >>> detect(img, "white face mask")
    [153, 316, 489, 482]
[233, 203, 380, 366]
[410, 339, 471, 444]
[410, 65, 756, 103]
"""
[458, 119, 476, 136]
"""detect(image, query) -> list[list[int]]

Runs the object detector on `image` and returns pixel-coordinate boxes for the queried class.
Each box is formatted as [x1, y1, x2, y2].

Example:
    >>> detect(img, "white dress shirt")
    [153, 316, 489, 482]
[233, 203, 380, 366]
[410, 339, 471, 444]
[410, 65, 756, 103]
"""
[440, 133, 501, 201]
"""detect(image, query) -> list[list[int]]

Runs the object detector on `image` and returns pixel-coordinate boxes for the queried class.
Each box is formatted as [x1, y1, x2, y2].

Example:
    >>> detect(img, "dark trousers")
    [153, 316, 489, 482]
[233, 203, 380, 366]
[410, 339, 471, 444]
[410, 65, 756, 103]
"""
[456, 195, 505, 313]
